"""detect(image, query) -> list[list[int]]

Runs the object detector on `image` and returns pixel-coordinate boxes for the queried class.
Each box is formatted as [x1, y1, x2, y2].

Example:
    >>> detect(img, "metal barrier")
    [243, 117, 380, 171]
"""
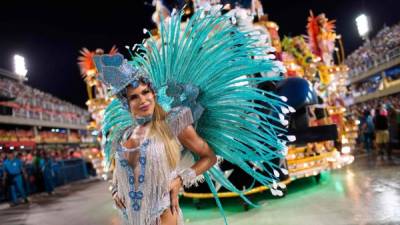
[349, 46, 400, 78]
[0, 158, 89, 202]
[58, 159, 88, 184]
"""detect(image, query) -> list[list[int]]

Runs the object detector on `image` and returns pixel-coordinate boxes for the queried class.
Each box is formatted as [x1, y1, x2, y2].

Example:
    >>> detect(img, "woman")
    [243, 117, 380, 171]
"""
[109, 76, 216, 225]
[90, 8, 288, 225]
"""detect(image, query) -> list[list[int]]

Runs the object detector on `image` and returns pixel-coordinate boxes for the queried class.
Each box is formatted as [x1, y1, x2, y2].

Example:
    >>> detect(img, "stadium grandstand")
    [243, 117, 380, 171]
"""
[0, 68, 102, 202]
[0, 68, 89, 129]
[345, 22, 400, 154]
[345, 22, 400, 106]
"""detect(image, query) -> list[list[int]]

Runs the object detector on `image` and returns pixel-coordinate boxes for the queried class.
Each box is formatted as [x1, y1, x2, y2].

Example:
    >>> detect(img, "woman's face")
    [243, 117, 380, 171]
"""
[126, 83, 155, 118]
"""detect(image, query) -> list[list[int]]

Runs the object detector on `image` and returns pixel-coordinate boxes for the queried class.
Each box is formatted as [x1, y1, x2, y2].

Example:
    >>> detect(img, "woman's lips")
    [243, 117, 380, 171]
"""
[139, 104, 150, 111]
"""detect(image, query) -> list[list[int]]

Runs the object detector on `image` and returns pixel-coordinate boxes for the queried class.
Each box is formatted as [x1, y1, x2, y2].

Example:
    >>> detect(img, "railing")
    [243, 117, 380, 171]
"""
[0, 158, 89, 202]
[348, 46, 400, 78]
[11, 108, 87, 126]
[0, 78, 89, 126]
[351, 80, 400, 104]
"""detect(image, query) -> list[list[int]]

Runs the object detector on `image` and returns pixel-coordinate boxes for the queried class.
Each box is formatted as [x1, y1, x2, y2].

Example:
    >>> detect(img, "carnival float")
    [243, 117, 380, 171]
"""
[77, 46, 119, 179]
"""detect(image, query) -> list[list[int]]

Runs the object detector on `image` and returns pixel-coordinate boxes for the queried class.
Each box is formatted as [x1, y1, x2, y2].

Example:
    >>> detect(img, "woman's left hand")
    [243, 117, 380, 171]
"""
[169, 177, 182, 215]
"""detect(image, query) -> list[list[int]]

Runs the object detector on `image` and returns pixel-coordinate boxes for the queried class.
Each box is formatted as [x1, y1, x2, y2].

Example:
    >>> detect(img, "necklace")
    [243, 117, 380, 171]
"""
[135, 114, 153, 125]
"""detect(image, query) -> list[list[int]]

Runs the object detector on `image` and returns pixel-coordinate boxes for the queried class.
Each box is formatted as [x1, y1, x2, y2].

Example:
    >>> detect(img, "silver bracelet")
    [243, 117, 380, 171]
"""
[111, 187, 117, 195]
[178, 168, 197, 187]
[121, 145, 140, 152]
[110, 182, 118, 195]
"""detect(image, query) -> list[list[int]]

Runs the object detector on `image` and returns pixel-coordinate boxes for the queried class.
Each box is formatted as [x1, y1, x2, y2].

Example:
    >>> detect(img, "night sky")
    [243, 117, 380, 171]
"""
[1, 0, 399, 108]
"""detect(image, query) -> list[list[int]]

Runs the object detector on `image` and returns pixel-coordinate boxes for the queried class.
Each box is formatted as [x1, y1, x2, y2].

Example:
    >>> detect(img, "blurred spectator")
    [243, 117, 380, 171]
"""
[0, 152, 7, 200]
[349, 75, 382, 97]
[361, 110, 375, 154]
[0, 128, 86, 143]
[374, 106, 391, 159]
[0, 152, 6, 162]
[388, 105, 399, 149]
[40, 153, 55, 195]
[350, 93, 400, 154]
[349, 93, 400, 118]
[32, 150, 45, 193]
[2, 151, 29, 206]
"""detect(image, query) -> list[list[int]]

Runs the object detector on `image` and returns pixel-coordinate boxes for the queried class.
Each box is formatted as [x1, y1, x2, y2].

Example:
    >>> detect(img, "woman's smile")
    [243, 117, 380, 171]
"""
[139, 103, 150, 112]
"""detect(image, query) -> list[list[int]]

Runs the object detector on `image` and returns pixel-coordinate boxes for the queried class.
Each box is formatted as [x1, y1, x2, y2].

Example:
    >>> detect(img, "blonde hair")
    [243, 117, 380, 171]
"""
[149, 103, 180, 169]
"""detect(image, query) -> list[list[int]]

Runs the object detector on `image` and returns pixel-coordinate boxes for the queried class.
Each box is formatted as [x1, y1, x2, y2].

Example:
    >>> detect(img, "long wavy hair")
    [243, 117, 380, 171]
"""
[149, 103, 181, 169]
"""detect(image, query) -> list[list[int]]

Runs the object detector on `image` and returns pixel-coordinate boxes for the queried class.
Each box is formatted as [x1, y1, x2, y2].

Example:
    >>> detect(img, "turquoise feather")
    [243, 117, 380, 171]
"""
[133, 10, 289, 224]
[101, 99, 134, 169]
[103, 9, 289, 225]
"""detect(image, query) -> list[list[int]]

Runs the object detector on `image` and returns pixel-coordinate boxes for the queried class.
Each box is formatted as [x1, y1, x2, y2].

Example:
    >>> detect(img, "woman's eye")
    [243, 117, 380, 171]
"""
[143, 89, 151, 94]
[129, 95, 138, 101]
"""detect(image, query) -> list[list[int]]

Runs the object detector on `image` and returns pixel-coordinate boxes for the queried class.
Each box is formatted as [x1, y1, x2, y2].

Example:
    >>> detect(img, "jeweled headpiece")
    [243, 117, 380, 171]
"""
[93, 53, 149, 96]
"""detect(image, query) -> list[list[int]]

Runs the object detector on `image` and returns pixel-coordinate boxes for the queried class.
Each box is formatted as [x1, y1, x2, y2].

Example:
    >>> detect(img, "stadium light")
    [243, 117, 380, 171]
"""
[14, 54, 28, 77]
[355, 14, 370, 39]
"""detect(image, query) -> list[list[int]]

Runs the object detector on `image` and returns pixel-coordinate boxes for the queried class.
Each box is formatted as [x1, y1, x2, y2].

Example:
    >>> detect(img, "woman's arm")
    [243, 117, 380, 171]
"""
[177, 125, 217, 177]
[122, 125, 147, 149]
[169, 125, 217, 215]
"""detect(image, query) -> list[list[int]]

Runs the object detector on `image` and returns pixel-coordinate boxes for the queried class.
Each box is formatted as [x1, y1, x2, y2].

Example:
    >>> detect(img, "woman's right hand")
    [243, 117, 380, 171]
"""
[124, 125, 147, 149]
[112, 193, 126, 209]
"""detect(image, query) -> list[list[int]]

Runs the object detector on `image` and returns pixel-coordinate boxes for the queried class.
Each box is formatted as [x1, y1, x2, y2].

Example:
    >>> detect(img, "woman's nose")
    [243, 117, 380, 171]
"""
[139, 94, 146, 103]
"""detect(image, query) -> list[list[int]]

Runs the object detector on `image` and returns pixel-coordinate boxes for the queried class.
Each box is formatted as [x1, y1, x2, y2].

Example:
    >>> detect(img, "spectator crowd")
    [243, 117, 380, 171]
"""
[350, 93, 400, 158]
[345, 23, 400, 78]
[0, 77, 89, 126]
[0, 128, 88, 143]
[0, 148, 91, 206]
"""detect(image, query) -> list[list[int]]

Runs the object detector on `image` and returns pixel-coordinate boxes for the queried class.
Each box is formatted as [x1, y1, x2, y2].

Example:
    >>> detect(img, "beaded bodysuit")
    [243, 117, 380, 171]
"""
[112, 107, 194, 225]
